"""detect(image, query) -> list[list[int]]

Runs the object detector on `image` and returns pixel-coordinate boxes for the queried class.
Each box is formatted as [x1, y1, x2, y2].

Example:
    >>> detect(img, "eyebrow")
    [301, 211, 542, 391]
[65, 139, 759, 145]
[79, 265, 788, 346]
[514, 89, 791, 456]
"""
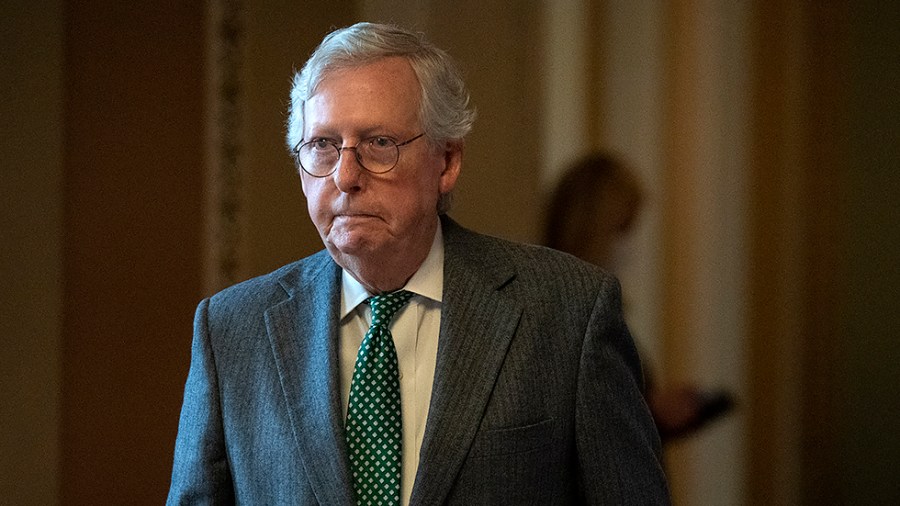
[306, 122, 401, 137]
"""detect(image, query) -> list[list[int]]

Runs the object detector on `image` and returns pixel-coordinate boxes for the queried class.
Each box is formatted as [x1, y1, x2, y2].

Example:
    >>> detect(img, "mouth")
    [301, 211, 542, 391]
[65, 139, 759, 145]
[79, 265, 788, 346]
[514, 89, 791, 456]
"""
[334, 212, 379, 222]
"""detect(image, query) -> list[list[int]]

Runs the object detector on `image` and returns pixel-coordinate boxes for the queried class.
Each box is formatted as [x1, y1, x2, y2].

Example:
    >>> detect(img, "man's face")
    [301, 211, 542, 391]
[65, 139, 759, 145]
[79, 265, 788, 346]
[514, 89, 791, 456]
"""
[300, 57, 461, 285]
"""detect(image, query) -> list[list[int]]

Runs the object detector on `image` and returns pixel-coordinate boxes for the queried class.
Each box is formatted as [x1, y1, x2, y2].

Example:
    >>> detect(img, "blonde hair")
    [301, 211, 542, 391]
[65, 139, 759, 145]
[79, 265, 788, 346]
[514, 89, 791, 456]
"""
[545, 153, 643, 263]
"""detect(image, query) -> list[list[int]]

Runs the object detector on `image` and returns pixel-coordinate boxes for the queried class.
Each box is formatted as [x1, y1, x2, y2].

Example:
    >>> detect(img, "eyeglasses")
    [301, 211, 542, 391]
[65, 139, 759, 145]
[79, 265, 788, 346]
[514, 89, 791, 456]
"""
[292, 133, 425, 177]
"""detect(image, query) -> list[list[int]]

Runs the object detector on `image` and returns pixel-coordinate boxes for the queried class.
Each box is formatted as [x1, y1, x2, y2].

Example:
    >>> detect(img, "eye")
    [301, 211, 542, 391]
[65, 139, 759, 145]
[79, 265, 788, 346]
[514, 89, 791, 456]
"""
[367, 136, 396, 149]
[308, 138, 335, 151]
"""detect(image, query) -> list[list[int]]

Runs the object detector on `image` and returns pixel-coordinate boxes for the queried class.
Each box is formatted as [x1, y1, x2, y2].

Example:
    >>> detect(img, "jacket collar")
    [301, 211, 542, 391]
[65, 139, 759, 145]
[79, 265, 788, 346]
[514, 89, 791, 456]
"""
[409, 215, 522, 505]
[266, 252, 356, 505]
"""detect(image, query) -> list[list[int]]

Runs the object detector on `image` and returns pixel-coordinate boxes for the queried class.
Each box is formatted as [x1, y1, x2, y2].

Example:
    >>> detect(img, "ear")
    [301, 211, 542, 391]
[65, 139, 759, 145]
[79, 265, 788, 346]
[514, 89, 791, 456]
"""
[438, 141, 463, 194]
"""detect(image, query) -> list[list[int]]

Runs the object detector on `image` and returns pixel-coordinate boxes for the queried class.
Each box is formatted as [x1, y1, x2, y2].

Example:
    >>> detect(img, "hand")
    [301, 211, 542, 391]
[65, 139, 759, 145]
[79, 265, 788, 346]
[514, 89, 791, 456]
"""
[647, 385, 734, 441]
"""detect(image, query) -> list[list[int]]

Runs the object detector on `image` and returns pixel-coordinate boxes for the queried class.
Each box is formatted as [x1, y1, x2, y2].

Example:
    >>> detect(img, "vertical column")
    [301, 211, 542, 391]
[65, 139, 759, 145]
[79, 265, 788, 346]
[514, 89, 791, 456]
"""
[796, 3, 847, 503]
[0, 0, 64, 502]
[745, 2, 811, 505]
[205, 0, 246, 294]
[662, 0, 750, 504]
[62, 2, 205, 502]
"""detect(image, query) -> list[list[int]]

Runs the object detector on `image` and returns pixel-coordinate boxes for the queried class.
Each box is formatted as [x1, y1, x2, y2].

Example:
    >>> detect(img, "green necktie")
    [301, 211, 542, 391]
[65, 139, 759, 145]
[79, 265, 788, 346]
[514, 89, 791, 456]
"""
[346, 290, 413, 506]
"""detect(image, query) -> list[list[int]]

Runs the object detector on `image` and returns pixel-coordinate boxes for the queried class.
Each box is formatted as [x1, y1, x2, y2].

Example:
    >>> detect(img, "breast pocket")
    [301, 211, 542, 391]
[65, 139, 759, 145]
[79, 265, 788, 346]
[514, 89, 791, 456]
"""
[469, 418, 554, 458]
[452, 418, 565, 504]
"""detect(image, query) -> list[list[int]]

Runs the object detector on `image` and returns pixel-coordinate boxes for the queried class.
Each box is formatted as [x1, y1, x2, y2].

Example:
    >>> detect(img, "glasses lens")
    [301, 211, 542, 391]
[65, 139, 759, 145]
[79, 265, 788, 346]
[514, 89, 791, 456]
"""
[297, 136, 402, 176]
[357, 137, 399, 173]
[299, 140, 339, 176]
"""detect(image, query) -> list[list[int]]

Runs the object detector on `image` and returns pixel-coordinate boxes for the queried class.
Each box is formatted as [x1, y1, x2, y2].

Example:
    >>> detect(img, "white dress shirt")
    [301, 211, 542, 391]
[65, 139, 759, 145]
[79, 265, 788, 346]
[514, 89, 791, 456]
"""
[339, 224, 443, 506]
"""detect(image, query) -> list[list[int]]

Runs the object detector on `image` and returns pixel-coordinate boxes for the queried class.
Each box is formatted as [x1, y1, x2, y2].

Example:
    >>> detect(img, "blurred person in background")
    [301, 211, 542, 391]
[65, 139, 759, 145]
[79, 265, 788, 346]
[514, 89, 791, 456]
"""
[545, 152, 733, 444]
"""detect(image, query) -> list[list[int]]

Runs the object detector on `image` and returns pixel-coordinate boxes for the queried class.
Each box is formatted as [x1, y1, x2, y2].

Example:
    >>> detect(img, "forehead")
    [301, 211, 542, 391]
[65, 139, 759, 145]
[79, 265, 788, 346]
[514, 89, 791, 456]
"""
[304, 57, 421, 134]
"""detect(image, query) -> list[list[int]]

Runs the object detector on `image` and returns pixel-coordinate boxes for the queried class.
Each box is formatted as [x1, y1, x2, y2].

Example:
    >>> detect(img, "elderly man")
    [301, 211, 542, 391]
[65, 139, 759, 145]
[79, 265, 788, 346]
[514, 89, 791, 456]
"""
[168, 22, 668, 505]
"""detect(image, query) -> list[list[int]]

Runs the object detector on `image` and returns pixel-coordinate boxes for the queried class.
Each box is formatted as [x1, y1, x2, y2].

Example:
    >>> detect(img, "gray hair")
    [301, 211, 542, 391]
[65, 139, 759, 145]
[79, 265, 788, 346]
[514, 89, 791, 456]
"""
[286, 23, 475, 148]
[286, 24, 475, 211]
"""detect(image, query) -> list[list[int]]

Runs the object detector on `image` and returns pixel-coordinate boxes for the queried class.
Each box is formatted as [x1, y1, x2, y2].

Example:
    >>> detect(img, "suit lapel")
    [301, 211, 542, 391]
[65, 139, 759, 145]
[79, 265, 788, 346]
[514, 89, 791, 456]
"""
[410, 217, 522, 505]
[264, 253, 355, 505]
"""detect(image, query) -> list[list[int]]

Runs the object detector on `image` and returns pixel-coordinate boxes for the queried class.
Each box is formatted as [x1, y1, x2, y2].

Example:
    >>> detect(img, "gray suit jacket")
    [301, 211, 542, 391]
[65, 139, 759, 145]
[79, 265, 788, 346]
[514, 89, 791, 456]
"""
[168, 216, 669, 505]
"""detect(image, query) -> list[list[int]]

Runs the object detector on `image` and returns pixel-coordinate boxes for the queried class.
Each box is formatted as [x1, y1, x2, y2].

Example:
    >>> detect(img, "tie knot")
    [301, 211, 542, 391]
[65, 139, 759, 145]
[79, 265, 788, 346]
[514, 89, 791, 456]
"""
[368, 290, 414, 327]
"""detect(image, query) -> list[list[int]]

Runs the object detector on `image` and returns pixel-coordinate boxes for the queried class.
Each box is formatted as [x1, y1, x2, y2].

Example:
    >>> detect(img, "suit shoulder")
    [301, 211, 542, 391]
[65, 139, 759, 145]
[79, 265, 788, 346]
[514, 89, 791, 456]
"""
[445, 220, 615, 294]
[480, 231, 613, 284]
[515, 242, 617, 293]
[206, 249, 334, 310]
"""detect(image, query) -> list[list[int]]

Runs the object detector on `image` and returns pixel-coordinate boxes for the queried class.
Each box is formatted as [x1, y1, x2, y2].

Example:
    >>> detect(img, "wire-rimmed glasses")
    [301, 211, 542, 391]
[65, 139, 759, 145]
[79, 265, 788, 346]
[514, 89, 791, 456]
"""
[292, 133, 425, 177]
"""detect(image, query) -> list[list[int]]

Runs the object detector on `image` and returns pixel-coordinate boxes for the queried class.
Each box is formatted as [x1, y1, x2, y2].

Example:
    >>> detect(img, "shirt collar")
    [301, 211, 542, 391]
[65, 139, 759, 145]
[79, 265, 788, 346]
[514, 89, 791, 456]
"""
[340, 222, 444, 319]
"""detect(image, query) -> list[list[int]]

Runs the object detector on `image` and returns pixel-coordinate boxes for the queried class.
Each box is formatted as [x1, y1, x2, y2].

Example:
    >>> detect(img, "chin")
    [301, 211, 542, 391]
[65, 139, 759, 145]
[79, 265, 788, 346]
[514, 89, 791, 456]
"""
[327, 232, 381, 258]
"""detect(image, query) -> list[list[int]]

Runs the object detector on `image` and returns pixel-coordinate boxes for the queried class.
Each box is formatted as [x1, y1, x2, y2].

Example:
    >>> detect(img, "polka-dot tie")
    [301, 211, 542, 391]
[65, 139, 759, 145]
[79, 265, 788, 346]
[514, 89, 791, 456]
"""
[346, 290, 413, 506]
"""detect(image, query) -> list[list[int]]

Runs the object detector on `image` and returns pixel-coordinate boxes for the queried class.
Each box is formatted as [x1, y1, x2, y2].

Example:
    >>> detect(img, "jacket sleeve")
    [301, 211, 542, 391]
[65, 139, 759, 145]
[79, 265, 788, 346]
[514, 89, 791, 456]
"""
[167, 298, 235, 505]
[576, 277, 670, 504]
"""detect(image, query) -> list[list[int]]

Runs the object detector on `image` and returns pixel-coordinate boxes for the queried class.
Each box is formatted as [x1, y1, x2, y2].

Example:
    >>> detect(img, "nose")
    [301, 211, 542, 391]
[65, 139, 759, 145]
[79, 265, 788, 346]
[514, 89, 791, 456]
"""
[332, 147, 364, 193]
